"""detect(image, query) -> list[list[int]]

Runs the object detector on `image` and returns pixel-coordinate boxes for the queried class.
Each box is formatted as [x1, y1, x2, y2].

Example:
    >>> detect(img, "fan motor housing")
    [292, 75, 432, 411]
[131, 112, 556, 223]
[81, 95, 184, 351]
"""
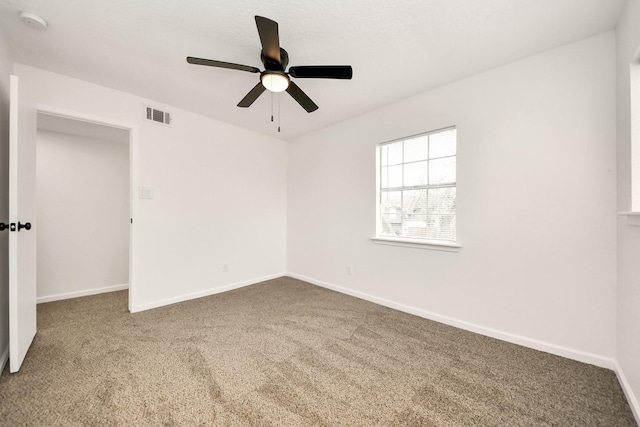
[262, 48, 289, 72]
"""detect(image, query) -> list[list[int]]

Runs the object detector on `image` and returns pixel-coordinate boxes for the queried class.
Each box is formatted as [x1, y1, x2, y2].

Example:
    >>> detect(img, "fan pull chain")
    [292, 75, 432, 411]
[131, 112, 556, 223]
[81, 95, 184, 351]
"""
[278, 95, 281, 133]
[270, 91, 274, 122]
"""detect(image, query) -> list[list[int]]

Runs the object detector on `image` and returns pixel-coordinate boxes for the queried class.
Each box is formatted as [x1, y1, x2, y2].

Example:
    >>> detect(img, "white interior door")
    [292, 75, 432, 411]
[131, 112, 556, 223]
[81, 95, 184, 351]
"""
[9, 74, 37, 373]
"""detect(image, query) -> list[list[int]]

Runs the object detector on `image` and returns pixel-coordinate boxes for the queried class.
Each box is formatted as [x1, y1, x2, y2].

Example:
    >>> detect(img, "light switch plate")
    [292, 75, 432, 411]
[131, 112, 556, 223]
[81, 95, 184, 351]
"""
[138, 186, 153, 199]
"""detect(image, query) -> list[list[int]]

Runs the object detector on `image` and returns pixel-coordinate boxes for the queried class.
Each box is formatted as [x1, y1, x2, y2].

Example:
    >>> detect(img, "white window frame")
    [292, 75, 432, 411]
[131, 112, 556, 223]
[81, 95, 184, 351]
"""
[373, 126, 460, 251]
[631, 62, 640, 213]
[619, 56, 640, 226]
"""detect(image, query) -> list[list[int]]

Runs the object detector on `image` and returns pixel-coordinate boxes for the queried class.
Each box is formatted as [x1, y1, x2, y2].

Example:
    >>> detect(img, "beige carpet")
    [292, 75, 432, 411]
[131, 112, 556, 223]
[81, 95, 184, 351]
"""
[0, 277, 635, 426]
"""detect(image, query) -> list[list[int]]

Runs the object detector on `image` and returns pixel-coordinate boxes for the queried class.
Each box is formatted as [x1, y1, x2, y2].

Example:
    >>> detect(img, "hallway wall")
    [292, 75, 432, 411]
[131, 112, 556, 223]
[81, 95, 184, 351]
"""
[36, 125, 129, 302]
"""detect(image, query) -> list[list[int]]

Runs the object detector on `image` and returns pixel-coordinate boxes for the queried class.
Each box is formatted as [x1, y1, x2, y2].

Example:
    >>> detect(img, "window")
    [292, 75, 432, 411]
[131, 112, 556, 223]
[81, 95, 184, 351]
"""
[376, 127, 457, 244]
[622, 61, 640, 226]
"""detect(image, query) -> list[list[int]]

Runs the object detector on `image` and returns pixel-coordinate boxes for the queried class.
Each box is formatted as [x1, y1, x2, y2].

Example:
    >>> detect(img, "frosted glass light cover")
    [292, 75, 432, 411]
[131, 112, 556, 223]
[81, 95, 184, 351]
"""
[261, 73, 289, 92]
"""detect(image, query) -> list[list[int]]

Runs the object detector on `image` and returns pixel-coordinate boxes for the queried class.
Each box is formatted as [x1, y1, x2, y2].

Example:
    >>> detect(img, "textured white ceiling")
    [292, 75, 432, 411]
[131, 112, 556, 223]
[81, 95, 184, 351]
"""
[0, 0, 625, 140]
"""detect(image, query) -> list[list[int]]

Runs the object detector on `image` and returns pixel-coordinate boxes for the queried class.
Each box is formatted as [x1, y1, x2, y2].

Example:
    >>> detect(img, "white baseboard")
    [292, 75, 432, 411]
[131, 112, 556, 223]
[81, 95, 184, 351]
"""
[130, 273, 286, 313]
[37, 283, 129, 304]
[0, 344, 8, 375]
[615, 361, 640, 425]
[287, 273, 616, 370]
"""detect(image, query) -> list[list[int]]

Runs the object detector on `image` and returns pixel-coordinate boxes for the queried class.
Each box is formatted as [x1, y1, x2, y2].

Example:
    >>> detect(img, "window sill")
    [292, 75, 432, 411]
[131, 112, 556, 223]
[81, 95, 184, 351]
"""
[371, 236, 461, 252]
[618, 211, 640, 226]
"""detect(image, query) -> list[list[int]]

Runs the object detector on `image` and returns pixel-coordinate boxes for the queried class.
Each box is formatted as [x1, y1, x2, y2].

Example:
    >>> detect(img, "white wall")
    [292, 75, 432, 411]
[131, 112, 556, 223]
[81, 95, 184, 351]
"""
[616, 0, 640, 419]
[0, 26, 13, 372]
[288, 33, 617, 366]
[14, 64, 287, 312]
[36, 129, 129, 302]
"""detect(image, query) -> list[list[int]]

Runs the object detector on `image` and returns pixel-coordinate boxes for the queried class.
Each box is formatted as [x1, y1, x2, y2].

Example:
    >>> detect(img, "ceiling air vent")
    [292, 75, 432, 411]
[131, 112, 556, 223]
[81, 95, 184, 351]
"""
[145, 106, 171, 126]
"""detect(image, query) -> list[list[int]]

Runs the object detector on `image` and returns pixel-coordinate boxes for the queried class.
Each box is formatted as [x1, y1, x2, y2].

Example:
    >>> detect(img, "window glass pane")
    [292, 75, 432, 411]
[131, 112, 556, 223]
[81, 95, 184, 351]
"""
[403, 190, 429, 238]
[381, 191, 403, 236]
[440, 214, 456, 240]
[380, 191, 402, 215]
[429, 129, 456, 158]
[403, 160, 428, 187]
[404, 214, 428, 238]
[424, 216, 438, 240]
[382, 165, 402, 188]
[427, 188, 456, 214]
[427, 214, 456, 241]
[402, 189, 427, 218]
[380, 145, 388, 166]
[387, 141, 403, 165]
[429, 156, 456, 184]
[380, 214, 402, 236]
[404, 136, 428, 162]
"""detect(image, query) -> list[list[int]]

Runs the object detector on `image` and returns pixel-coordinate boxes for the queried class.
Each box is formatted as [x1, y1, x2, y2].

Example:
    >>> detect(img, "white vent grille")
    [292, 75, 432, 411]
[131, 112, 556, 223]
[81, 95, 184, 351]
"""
[145, 106, 171, 126]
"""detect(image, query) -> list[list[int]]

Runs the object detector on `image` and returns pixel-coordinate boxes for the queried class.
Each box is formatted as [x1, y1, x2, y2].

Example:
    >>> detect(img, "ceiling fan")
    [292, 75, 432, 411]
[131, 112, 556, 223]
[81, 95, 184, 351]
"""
[187, 16, 353, 113]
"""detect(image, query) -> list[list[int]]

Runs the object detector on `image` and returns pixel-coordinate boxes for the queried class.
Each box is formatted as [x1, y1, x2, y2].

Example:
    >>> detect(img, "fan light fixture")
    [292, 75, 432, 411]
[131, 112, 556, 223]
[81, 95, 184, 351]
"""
[261, 72, 289, 92]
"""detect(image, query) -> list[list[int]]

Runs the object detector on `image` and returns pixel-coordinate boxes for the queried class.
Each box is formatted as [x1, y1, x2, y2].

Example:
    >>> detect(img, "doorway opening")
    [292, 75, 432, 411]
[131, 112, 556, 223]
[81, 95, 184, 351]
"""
[35, 111, 135, 310]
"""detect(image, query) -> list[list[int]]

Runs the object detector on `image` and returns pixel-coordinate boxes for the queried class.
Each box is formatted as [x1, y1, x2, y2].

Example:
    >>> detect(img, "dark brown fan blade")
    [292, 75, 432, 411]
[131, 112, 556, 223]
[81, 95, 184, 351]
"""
[237, 83, 267, 108]
[255, 16, 281, 63]
[286, 81, 318, 113]
[187, 57, 260, 73]
[288, 65, 353, 79]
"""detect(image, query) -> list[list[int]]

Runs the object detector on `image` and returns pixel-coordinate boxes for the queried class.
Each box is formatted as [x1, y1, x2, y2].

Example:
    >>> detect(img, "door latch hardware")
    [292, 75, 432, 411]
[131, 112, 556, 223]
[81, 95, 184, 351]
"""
[18, 222, 31, 231]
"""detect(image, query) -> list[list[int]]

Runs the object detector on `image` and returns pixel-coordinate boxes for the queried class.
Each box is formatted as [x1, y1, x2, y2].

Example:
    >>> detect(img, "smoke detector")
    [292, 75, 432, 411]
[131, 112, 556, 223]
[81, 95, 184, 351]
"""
[19, 12, 47, 30]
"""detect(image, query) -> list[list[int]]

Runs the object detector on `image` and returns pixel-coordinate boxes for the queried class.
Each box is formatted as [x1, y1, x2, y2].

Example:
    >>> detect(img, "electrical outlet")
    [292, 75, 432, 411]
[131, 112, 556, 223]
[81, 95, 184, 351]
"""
[223, 264, 229, 272]
[346, 265, 353, 276]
